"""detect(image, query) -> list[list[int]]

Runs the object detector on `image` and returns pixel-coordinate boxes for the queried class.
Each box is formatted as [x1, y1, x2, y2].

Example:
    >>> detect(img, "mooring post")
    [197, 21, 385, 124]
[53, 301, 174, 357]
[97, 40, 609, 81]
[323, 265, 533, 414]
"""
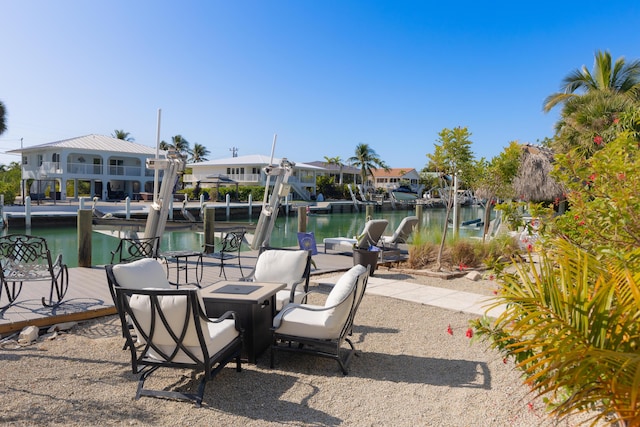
[203, 206, 215, 253]
[78, 209, 93, 267]
[365, 204, 374, 220]
[298, 206, 307, 232]
[415, 204, 423, 231]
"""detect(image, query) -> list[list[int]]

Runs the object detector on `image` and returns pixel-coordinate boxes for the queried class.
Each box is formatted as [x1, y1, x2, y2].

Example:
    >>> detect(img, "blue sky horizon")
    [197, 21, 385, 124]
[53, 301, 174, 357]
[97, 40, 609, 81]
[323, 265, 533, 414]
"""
[1, 1, 639, 172]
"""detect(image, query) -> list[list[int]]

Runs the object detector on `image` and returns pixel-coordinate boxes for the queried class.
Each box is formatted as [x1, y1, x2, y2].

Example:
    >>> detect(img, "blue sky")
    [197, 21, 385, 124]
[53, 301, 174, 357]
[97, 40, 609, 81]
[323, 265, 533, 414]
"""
[1, 1, 639, 172]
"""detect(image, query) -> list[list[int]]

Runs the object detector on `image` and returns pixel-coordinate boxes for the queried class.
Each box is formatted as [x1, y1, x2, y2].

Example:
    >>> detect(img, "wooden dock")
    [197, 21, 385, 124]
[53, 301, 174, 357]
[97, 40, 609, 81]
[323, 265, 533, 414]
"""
[0, 247, 358, 336]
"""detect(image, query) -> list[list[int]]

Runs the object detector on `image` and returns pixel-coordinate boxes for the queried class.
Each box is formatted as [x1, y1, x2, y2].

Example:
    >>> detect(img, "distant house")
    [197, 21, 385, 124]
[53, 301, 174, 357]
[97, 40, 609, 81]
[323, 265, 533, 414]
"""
[304, 161, 361, 185]
[7, 134, 163, 201]
[183, 154, 327, 201]
[371, 168, 420, 192]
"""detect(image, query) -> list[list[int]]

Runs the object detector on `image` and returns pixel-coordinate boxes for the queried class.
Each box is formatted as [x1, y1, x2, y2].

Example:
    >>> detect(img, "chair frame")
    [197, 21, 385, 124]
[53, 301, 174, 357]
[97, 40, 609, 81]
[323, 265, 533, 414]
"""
[202, 228, 246, 280]
[0, 234, 69, 310]
[114, 286, 243, 406]
[270, 266, 369, 374]
[242, 246, 313, 308]
[110, 236, 160, 264]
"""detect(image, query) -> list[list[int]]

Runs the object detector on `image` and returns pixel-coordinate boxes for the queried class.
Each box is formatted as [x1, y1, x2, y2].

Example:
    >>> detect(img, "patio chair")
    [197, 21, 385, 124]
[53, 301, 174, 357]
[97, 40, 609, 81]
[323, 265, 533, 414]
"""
[0, 234, 69, 310]
[270, 264, 369, 374]
[114, 286, 243, 406]
[322, 219, 389, 253]
[202, 228, 246, 280]
[241, 247, 312, 312]
[379, 216, 419, 249]
[106, 258, 179, 349]
[110, 236, 160, 264]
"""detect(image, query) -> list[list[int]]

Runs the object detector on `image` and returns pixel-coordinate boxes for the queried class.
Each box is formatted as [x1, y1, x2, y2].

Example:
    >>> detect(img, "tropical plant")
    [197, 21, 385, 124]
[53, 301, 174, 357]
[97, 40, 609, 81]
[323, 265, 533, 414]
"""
[323, 156, 344, 184]
[0, 100, 7, 136]
[160, 135, 190, 155]
[347, 143, 389, 188]
[551, 132, 640, 256]
[473, 238, 640, 426]
[543, 50, 640, 113]
[111, 129, 134, 141]
[189, 143, 210, 163]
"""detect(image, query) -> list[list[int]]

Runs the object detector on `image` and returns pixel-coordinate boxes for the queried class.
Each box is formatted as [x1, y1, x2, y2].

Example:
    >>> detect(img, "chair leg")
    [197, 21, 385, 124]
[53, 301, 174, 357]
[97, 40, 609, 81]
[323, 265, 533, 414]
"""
[237, 255, 244, 277]
[219, 258, 227, 280]
[1, 281, 22, 310]
[42, 267, 69, 308]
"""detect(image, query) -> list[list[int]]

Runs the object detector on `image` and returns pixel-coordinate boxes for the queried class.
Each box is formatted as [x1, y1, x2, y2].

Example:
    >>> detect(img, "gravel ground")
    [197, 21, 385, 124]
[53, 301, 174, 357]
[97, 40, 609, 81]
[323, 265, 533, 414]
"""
[0, 272, 602, 426]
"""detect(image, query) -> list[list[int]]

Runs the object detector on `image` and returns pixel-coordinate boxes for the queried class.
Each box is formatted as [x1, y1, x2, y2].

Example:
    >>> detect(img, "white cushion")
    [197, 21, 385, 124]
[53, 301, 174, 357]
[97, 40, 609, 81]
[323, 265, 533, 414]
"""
[273, 303, 341, 339]
[112, 258, 171, 289]
[275, 289, 305, 312]
[129, 291, 239, 364]
[273, 264, 366, 339]
[253, 250, 308, 291]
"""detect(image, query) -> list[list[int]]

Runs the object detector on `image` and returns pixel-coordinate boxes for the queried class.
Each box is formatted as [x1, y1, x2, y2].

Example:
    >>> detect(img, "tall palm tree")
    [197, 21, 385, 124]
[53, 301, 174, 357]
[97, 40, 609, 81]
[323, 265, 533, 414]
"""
[0, 100, 7, 136]
[347, 143, 389, 187]
[189, 143, 210, 163]
[323, 155, 344, 184]
[543, 50, 640, 112]
[159, 135, 190, 156]
[111, 129, 134, 141]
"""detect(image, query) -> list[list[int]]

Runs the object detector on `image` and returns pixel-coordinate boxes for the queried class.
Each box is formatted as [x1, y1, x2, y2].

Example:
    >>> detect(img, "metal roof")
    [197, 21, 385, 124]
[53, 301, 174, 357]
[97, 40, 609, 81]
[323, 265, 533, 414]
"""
[7, 134, 161, 155]
[189, 154, 325, 170]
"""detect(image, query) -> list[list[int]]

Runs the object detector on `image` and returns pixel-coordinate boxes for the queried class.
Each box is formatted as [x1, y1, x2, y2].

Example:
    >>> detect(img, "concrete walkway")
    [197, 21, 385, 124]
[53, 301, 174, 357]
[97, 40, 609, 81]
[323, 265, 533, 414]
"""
[313, 273, 506, 318]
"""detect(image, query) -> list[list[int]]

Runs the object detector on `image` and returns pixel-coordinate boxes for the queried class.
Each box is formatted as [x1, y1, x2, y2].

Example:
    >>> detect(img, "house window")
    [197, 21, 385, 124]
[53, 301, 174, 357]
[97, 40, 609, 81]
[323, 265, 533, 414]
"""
[52, 153, 60, 168]
[37, 154, 43, 166]
[22, 156, 28, 165]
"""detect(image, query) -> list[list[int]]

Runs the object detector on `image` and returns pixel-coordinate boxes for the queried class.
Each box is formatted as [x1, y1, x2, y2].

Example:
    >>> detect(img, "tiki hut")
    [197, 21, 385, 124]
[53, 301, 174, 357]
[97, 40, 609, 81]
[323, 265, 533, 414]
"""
[513, 144, 565, 203]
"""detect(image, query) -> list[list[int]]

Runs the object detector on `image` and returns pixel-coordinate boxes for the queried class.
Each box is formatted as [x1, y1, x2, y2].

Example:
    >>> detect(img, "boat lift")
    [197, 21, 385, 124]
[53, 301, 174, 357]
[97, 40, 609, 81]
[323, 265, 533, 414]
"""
[143, 150, 187, 241]
[250, 158, 295, 250]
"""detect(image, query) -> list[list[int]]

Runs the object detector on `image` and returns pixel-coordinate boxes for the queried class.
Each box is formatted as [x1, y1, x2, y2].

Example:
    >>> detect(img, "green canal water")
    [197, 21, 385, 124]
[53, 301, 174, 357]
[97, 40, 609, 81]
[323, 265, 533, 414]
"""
[3, 206, 487, 268]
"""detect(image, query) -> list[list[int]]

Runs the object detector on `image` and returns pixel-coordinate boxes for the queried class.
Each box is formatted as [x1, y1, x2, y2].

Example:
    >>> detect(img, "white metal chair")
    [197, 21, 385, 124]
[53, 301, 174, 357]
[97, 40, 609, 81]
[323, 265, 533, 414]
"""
[241, 247, 312, 312]
[379, 216, 419, 249]
[270, 264, 369, 374]
[113, 286, 243, 406]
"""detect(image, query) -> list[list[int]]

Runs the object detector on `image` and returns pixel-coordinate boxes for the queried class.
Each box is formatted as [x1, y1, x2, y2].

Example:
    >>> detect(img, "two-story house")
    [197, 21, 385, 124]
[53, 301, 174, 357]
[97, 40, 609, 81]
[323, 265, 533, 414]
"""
[371, 168, 421, 192]
[8, 134, 163, 201]
[184, 154, 330, 201]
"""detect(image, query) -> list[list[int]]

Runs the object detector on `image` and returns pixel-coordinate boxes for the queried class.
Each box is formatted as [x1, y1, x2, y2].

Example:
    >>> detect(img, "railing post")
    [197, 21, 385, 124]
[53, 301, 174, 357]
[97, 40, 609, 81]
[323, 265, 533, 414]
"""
[415, 204, 423, 231]
[78, 209, 93, 267]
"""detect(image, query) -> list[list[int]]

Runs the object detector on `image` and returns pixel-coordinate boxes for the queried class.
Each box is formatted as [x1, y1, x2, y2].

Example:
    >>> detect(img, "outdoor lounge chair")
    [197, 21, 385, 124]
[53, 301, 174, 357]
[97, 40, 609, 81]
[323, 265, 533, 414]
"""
[113, 286, 243, 406]
[270, 264, 369, 374]
[322, 219, 389, 253]
[0, 234, 69, 310]
[379, 216, 419, 249]
[241, 247, 312, 312]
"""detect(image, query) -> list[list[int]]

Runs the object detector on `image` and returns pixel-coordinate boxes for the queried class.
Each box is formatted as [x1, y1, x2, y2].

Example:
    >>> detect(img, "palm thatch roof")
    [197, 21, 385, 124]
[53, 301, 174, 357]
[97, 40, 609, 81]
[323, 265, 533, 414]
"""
[513, 145, 565, 202]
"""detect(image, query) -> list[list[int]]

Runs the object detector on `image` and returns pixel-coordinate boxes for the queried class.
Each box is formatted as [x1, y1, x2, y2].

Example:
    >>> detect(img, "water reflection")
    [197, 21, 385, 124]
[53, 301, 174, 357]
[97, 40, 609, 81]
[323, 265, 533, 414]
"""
[3, 206, 487, 268]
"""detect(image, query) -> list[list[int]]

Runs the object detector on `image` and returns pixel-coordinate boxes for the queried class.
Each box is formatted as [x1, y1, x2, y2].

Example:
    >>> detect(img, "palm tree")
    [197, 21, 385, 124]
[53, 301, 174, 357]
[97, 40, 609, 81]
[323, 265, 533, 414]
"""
[111, 129, 134, 141]
[160, 135, 190, 155]
[189, 143, 210, 163]
[543, 50, 640, 112]
[323, 155, 344, 184]
[0, 100, 7, 136]
[347, 143, 389, 188]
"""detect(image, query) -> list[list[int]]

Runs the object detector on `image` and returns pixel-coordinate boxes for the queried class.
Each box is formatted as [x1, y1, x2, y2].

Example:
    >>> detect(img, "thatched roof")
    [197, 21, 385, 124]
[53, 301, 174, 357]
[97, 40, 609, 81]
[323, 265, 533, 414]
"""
[513, 144, 565, 202]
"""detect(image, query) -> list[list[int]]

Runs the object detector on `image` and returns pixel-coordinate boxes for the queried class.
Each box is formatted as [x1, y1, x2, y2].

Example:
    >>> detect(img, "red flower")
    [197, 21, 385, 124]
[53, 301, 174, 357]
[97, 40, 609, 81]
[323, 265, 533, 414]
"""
[613, 117, 620, 124]
[527, 244, 533, 252]
[589, 173, 597, 183]
[618, 173, 625, 180]
[493, 289, 498, 295]
[593, 135, 603, 145]
[489, 274, 495, 281]
[503, 358, 507, 364]
[527, 402, 534, 411]
[447, 324, 453, 335]
[465, 328, 473, 338]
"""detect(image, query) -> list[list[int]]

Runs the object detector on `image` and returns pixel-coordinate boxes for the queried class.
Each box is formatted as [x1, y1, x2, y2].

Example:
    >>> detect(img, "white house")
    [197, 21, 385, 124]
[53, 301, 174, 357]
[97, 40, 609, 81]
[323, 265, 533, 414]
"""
[7, 134, 164, 201]
[371, 168, 421, 192]
[184, 154, 328, 201]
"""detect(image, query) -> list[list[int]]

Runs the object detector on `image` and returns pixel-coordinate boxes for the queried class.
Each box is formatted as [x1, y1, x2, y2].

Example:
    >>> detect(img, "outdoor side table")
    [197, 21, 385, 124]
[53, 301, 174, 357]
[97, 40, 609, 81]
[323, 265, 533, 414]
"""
[201, 281, 285, 364]
[162, 250, 203, 288]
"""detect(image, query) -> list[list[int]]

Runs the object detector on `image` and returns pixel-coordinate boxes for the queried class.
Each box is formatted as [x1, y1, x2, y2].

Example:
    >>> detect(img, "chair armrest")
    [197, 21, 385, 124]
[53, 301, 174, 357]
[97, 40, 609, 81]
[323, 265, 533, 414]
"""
[203, 309, 243, 333]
